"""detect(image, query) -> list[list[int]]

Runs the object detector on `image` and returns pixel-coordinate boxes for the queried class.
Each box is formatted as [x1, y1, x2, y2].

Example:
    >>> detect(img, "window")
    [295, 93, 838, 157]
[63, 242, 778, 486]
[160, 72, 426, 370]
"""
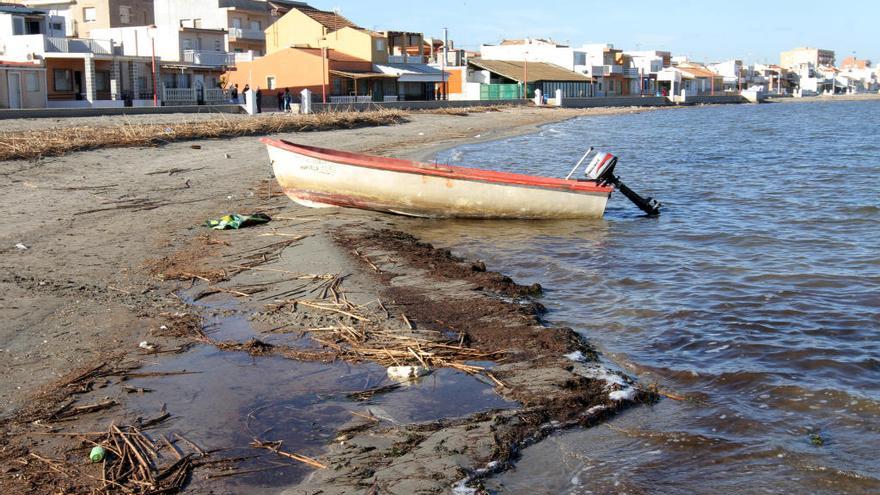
[375, 39, 385, 51]
[214, 39, 222, 51]
[182, 38, 192, 50]
[95, 71, 111, 92]
[266, 76, 275, 90]
[232, 17, 242, 29]
[54, 69, 73, 91]
[119, 5, 131, 24]
[83, 7, 96, 23]
[26, 19, 41, 34]
[24, 72, 40, 92]
[12, 17, 24, 35]
[250, 20, 261, 31]
[51, 22, 63, 32]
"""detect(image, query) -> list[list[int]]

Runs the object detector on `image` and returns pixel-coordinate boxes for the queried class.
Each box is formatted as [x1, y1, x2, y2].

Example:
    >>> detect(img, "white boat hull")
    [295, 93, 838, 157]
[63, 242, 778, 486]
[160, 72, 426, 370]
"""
[264, 140, 613, 219]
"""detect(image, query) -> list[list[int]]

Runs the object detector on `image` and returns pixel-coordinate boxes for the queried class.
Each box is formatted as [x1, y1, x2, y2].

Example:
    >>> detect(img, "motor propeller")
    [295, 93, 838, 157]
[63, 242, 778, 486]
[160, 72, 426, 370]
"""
[577, 149, 662, 216]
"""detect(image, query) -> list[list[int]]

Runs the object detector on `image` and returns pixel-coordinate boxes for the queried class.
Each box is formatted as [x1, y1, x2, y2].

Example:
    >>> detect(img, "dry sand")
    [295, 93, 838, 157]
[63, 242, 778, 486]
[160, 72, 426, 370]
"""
[0, 105, 671, 493]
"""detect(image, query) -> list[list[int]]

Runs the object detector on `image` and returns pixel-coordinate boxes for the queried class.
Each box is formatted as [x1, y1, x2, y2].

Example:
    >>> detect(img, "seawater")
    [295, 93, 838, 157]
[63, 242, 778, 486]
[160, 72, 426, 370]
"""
[404, 100, 880, 494]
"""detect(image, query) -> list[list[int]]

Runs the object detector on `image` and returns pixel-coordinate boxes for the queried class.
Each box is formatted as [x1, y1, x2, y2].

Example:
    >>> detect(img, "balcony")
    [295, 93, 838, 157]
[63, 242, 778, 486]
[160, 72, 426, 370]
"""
[233, 51, 257, 63]
[182, 50, 235, 67]
[603, 65, 623, 75]
[623, 67, 640, 77]
[45, 37, 114, 55]
[387, 55, 424, 64]
[228, 27, 265, 41]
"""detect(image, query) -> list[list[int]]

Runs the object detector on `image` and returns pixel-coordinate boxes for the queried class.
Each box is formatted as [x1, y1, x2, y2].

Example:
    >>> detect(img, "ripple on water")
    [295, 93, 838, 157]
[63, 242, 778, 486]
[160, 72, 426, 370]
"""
[408, 100, 880, 493]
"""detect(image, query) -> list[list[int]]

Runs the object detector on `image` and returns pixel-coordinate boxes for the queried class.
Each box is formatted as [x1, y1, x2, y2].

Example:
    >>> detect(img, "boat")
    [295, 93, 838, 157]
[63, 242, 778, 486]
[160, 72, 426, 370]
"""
[261, 138, 617, 219]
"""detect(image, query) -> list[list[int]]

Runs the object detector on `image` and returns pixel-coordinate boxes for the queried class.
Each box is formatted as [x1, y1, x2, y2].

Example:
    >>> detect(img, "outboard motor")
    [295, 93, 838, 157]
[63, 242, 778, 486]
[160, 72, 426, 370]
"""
[584, 151, 661, 216]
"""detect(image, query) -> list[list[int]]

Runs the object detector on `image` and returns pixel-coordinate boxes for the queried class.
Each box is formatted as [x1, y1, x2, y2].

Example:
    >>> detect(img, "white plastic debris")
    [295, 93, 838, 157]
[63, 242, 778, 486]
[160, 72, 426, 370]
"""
[15, 243, 28, 250]
[138, 341, 155, 351]
[159, 325, 168, 331]
[224, 153, 231, 159]
[386, 365, 430, 382]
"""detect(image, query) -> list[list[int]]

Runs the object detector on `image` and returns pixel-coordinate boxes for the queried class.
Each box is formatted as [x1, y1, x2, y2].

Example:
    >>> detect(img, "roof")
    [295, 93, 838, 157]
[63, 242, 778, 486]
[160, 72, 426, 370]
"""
[499, 38, 564, 47]
[0, 2, 45, 14]
[296, 6, 359, 31]
[373, 63, 446, 82]
[468, 58, 592, 83]
[675, 64, 720, 79]
[330, 69, 396, 79]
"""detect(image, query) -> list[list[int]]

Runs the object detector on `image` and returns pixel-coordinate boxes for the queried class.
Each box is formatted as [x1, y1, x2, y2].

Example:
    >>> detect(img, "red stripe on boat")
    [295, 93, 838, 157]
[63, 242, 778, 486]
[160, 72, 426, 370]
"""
[262, 138, 614, 194]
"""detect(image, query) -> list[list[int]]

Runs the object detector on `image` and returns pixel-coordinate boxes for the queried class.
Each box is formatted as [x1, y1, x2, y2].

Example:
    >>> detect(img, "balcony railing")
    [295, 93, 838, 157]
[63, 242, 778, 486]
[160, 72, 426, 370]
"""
[387, 55, 424, 64]
[228, 27, 265, 40]
[182, 50, 235, 67]
[233, 51, 256, 63]
[623, 67, 640, 77]
[603, 65, 623, 75]
[45, 37, 113, 55]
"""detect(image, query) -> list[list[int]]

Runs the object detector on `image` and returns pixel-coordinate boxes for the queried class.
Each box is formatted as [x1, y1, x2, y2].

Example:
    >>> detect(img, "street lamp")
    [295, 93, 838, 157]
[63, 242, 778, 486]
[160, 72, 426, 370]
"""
[148, 24, 158, 107]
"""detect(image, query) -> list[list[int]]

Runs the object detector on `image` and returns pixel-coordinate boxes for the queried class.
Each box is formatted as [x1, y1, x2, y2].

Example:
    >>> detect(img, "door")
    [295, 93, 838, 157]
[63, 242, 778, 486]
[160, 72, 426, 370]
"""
[7, 72, 22, 109]
[74, 71, 83, 99]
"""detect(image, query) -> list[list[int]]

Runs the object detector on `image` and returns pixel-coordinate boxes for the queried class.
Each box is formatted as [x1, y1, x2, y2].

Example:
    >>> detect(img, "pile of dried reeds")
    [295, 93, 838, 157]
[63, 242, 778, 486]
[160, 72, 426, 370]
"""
[420, 104, 512, 116]
[0, 109, 407, 161]
[270, 287, 507, 385]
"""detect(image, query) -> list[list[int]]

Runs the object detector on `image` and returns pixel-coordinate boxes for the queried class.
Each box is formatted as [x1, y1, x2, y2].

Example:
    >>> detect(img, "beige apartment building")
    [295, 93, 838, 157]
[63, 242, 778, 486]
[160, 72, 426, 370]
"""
[780, 47, 835, 69]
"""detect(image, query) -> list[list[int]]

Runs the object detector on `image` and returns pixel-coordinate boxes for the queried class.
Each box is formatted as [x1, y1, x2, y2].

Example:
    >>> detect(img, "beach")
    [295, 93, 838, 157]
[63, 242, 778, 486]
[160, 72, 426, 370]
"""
[3, 98, 876, 494]
[0, 105, 668, 493]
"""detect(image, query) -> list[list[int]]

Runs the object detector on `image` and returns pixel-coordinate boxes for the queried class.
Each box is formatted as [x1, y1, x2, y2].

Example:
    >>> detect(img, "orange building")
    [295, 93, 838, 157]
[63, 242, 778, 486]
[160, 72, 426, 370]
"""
[225, 47, 398, 102]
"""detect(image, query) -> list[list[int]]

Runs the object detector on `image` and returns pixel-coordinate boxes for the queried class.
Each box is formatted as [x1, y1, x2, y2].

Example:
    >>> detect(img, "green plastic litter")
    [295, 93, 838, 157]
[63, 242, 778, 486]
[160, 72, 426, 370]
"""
[204, 213, 271, 230]
[90, 446, 106, 463]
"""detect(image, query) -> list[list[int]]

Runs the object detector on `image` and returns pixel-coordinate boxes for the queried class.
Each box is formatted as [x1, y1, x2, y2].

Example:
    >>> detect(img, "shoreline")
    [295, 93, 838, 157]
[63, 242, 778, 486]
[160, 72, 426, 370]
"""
[0, 101, 827, 493]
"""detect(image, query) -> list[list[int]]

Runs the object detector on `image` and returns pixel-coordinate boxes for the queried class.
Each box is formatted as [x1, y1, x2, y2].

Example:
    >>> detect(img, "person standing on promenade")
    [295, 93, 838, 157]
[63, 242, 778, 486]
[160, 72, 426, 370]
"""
[243, 84, 250, 104]
[256, 87, 262, 113]
[277, 91, 284, 111]
[230, 84, 239, 103]
[283, 88, 291, 112]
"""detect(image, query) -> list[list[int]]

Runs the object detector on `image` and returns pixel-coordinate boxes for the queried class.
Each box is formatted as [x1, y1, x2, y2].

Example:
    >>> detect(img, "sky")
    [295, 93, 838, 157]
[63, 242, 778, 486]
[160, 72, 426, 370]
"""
[319, 0, 879, 65]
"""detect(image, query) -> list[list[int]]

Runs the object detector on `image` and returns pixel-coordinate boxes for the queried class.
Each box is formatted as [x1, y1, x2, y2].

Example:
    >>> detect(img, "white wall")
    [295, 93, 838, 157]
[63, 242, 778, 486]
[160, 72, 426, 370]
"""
[91, 26, 175, 59]
[153, 0, 227, 32]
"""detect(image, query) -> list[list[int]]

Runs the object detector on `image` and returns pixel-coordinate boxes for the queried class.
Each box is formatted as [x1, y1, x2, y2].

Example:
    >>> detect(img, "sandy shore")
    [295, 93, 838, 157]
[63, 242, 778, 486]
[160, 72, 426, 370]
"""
[0, 105, 680, 493]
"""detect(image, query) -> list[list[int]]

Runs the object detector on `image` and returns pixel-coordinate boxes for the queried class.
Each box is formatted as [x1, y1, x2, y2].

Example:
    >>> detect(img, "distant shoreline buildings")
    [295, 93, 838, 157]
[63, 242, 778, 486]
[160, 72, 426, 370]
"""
[0, 1, 877, 109]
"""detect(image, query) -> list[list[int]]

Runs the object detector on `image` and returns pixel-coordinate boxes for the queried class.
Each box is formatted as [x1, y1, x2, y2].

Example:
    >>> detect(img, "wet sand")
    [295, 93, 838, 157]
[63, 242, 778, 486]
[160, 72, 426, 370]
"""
[0, 105, 673, 493]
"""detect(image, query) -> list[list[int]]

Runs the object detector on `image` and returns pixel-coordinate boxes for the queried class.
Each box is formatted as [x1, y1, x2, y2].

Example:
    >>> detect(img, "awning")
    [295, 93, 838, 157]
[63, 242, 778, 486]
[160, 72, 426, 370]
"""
[329, 70, 397, 80]
[373, 63, 447, 83]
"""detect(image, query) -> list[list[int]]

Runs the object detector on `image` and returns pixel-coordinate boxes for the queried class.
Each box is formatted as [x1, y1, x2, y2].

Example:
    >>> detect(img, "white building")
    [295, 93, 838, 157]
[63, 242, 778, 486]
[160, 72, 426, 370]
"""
[0, 3, 155, 108]
[707, 59, 743, 92]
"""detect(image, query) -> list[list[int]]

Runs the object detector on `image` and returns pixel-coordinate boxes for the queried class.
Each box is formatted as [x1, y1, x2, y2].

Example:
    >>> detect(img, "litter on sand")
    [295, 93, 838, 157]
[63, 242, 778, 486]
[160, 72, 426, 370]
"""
[204, 213, 271, 230]
[386, 365, 431, 382]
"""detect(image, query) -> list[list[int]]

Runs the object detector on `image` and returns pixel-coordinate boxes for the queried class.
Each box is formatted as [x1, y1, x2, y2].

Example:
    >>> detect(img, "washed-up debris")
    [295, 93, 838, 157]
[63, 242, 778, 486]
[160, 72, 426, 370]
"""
[15, 242, 28, 250]
[386, 365, 431, 382]
[204, 213, 271, 230]
[139, 341, 156, 351]
[89, 446, 105, 463]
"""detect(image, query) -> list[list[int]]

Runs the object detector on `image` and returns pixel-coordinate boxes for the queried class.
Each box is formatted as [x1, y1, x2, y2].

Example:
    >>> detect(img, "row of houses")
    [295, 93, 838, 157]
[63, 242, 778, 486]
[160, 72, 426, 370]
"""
[0, 1, 877, 110]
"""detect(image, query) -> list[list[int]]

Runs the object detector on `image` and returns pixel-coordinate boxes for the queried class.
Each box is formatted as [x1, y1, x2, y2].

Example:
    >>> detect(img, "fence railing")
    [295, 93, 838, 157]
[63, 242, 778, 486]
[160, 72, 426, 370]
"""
[330, 95, 373, 103]
[161, 86, 232, 105]
[182, 50, 235, 66]
[228, 28, 265, 40]
[234, 51, 256, 63]
[623, 68, 640, 77]
[204, 88, 229, 103]
[45, 37, 113, 55]
[387, 55, 424, 64]
[383, 95, 399, 102]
